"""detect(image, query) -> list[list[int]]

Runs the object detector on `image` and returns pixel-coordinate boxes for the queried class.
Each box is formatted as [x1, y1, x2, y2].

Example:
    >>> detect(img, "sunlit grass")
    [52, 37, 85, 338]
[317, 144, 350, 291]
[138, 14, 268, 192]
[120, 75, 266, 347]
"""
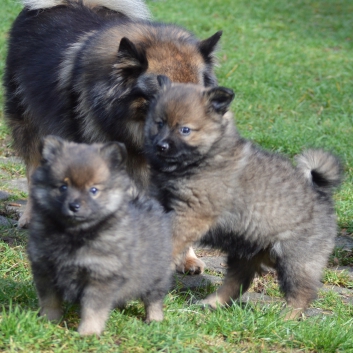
[0, 0, 352, 351]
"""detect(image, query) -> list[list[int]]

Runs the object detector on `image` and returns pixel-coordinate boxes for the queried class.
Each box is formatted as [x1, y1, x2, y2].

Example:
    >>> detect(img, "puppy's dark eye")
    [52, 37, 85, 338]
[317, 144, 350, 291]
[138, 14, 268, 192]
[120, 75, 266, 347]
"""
[59, 184, 68, 193]
[90, 187, 98, 195]
[156, 121, 164, 129]
[179, 126, 191, 136]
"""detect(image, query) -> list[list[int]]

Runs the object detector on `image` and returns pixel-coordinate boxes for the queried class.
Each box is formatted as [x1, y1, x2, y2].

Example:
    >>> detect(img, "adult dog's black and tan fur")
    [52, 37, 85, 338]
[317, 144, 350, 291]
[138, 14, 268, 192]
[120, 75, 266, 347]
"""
[4, 0, 220, 227]
[4, 0, 221, 272]
[145, 79, 343, 319]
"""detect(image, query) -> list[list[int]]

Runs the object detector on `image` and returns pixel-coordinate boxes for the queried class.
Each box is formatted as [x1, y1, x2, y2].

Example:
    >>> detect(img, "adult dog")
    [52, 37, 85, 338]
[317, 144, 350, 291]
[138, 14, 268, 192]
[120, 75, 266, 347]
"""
[4, 0, 221, 273]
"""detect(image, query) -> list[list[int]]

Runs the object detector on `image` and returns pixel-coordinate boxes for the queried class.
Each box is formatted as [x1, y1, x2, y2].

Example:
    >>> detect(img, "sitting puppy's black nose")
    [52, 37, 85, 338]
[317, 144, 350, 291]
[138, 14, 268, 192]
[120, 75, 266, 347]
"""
[157, 141, 169, 152]
[69, 202, 80, 213]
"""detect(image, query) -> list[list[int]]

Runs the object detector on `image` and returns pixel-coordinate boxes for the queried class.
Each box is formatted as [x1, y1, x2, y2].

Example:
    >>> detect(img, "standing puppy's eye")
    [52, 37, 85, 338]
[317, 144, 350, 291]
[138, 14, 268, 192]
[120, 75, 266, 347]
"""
[59, 184, 68, 193]
[90, 187, 98, 195]
[179, 126, 191, 136]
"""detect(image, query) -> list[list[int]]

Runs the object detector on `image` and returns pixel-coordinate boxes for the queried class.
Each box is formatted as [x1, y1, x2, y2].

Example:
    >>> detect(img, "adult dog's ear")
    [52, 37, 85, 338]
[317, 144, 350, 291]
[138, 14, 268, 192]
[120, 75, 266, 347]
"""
[198, 30, 222, 63]
[204, 87, 235, 115]
[40, 135, 65, 164]
[114, 37, 148, 80]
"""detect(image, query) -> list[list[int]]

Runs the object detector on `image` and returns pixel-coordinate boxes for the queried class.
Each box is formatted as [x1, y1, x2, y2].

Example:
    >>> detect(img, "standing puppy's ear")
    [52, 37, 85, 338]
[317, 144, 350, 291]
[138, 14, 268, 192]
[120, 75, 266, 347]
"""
[204, 87, 235, 115]
[157, 75, 172, 91]
[198, 31, 222, 63]
[40, 135, 65, 164]
[99, 142, 127, 168]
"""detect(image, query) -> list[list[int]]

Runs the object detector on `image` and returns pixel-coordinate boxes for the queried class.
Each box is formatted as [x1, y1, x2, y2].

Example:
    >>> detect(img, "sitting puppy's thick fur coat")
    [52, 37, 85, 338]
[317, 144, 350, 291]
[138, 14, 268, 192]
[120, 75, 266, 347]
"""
[28, 137, 172, 335]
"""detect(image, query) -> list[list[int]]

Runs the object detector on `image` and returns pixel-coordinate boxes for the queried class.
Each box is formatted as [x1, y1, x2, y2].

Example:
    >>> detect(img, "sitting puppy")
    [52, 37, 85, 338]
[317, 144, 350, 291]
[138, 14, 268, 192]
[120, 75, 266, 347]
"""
[145, 78, 342, 319]
[27, 136, 172, 335]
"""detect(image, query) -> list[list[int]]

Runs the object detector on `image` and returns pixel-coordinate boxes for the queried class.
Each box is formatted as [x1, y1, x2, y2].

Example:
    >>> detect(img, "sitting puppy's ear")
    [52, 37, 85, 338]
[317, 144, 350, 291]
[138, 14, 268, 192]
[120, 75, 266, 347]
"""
[40, 135, 65, 164]
[100, 142, 127, 168]
[204, 87, 235, 115]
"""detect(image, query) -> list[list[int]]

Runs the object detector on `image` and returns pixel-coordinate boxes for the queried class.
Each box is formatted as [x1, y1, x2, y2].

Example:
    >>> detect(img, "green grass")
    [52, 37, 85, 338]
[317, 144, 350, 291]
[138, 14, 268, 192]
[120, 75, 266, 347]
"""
[0, 0, 20, 158]
[150, 0, 353, 231]
[1, 0, 353, 352]
[1, 235, 353, 352]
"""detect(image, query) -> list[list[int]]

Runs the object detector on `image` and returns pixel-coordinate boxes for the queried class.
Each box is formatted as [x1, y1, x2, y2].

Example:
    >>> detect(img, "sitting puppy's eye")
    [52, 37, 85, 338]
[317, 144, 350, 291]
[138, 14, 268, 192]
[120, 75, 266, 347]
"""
[90, 187, 98, 195]
[59, 184, 68, 193]
[179, 126, 191, 136]
[156, 121, 164, 129]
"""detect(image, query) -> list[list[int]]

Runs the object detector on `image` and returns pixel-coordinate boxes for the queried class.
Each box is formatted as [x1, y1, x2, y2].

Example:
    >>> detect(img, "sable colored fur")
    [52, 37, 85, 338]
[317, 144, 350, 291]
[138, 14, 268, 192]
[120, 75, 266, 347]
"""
[145, 79, 342, 318]
[27, 136, 172, 335]
[4, 0, 221, 229]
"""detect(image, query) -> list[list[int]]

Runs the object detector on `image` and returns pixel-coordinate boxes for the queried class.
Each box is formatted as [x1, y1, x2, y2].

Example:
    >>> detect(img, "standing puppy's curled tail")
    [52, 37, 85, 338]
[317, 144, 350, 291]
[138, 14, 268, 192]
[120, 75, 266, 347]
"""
[296, 149, 343, 194]
[21, 0, 151, 20]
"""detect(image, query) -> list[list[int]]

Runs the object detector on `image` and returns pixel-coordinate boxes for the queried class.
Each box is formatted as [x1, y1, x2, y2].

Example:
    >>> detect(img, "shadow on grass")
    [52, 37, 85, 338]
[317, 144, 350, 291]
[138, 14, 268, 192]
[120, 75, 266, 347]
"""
[0, 277, 83, 332]
[0, 229, 27, 249]
[0, 278, 37, 310]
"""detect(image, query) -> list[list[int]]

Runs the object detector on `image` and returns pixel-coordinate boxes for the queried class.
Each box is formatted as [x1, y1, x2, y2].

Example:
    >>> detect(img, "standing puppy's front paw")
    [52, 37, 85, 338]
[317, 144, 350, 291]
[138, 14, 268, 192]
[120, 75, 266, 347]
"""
[176, 256, 205, 275]
[176, 247, 205, 275]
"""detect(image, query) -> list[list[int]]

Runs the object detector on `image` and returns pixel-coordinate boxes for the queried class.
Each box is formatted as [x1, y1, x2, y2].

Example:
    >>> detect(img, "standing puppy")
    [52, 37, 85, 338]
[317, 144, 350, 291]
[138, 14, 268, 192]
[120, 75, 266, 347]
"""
[28, 136, 172, 335]
[145, 79, 342, 318]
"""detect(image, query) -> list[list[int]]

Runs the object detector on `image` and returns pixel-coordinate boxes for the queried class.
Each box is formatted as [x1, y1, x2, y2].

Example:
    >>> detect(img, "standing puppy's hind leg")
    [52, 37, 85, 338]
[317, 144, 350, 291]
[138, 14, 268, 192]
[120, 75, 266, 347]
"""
[201, 254, 261, 308]
[275, 240, 328, 320]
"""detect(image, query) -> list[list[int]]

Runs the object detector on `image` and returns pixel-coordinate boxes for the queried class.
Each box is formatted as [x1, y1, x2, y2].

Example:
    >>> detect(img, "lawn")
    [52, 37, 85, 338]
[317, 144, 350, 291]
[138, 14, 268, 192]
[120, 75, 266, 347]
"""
[0, 0, 353, 352]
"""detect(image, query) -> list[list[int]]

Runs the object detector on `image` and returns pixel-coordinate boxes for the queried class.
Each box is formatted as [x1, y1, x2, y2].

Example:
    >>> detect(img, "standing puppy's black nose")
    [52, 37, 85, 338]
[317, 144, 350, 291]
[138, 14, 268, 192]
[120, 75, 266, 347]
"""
[69, 202, 80, 213]
[157, 141, 169, 152]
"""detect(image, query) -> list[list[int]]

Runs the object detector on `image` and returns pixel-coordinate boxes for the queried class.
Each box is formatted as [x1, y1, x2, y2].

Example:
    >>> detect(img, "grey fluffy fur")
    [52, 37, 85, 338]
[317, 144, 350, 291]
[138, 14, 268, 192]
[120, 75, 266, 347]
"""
[145, 82, 343, 318]
[27, 136, 172, 335]
[21, 0, 151, 20]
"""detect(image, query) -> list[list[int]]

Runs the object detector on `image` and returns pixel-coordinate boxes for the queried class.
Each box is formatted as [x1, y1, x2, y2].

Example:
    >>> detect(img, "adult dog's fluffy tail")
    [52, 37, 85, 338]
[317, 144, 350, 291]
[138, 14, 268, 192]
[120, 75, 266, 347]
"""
[296, 149, 343, 194]
[21, 0, 151, 20]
